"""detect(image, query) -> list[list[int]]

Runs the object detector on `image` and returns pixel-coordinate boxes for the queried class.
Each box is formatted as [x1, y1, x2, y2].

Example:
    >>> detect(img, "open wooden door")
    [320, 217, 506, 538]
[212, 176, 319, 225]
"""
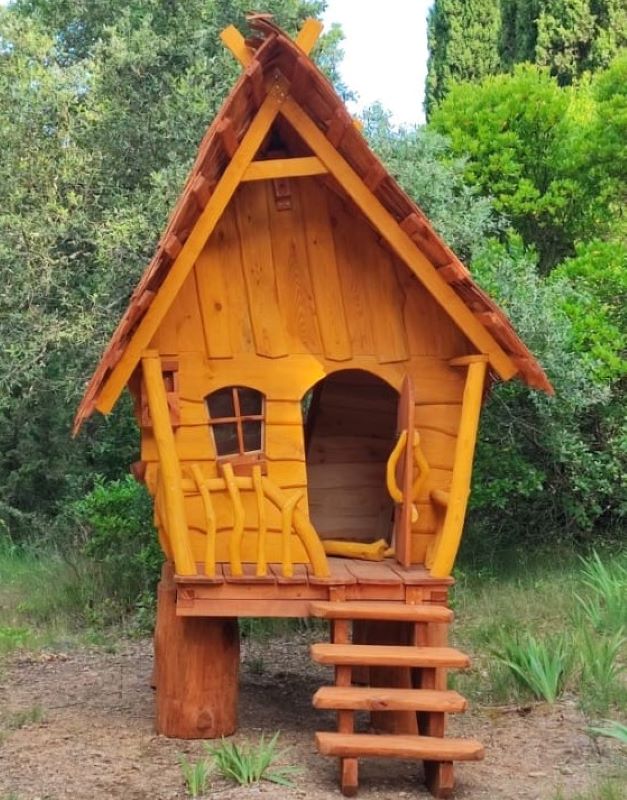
[391, 375, 415, 567]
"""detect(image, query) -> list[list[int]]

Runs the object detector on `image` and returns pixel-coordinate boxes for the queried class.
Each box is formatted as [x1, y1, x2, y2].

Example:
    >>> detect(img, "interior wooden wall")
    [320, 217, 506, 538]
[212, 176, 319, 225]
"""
[144, 175, 472, 563]
[306, 370, 397, 543]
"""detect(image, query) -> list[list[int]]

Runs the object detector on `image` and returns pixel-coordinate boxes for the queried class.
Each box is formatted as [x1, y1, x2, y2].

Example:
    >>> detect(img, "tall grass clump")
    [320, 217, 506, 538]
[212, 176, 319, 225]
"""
[578, 628, 626, 713]
[179, 754, 213, 798]
[207, 733, 299, 787]
[575, 551, 627, 636]
[492, 632, 574, 703]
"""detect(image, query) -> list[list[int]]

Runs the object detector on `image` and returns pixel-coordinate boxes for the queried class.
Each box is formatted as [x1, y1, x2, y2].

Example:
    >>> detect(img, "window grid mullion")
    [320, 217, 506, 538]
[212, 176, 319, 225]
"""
[232, 387, 245, 455]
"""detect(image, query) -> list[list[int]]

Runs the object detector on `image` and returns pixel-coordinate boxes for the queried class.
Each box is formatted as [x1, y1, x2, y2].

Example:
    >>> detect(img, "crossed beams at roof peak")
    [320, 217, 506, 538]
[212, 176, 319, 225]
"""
[220, 17, 323, 68]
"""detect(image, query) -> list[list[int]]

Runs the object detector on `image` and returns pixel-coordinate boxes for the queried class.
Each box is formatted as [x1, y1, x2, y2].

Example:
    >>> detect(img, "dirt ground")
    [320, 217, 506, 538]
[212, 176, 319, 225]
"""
[0, 634, 624, 800]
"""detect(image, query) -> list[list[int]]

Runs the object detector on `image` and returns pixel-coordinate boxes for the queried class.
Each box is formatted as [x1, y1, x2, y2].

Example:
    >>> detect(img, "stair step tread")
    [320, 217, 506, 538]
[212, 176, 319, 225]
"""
[311, 643, 470, 669]
[316, 732, 484, 761]
[313, 686, 467, 712]
[309, 601, 453, 623]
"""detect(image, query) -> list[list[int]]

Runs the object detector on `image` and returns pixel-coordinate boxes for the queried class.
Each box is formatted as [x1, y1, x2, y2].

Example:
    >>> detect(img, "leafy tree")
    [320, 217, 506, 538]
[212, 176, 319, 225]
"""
[425, 0, 502, 116]
[362, 103, 500, 262]
[469, 236, 626, 551]
[430, 59, 625, 270]
[429, 1, 626, 112]
[0, 0, 340, 540]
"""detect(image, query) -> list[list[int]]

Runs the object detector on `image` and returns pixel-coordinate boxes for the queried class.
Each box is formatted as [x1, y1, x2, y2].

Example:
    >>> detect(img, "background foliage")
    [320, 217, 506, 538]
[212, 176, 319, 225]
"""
[0, 0, 624, 621]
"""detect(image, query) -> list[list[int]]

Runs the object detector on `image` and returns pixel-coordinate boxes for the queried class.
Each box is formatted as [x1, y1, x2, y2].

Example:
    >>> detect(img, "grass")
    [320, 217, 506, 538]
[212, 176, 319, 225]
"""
[552, 778, 627, 800]
[578, 629, 627, 713]
[207, 732, 299, 787]
[0, 536, 130, 659]
[575, 552, 627, 636]
[179, 754, 213, 798]
[451, 548, 627, 710]
[491, 631, 574, 703]
[587, 719, 627, 745]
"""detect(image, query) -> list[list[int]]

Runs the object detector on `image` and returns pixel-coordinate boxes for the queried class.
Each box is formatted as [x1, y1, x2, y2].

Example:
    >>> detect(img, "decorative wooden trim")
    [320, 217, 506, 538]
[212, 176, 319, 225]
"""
[219, 25, 253, 67]
[278, 97, 518, 382]
[94, 77, 290, 415]
[242, 156, 327, 181]
[295, 18, 323, 54]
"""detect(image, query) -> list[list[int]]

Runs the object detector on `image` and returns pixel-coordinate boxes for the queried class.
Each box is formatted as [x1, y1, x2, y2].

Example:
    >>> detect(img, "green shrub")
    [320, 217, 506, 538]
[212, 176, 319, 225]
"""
[70, 475, 161, 625]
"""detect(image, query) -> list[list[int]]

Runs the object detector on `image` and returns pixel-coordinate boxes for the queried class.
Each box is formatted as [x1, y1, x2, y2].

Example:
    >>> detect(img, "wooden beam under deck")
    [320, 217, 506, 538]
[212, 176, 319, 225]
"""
[174, 558, 453, 617]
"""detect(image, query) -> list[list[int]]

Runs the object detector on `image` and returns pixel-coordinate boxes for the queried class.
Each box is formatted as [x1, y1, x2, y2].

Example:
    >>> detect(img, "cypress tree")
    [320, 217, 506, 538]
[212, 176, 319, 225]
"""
[425, 0, 502, 117]
[427, 0, 626, 110]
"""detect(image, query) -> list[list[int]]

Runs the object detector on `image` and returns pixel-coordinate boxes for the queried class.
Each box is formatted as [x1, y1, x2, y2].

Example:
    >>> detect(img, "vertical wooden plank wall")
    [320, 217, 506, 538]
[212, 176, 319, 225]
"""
[144, 176, 471, 563]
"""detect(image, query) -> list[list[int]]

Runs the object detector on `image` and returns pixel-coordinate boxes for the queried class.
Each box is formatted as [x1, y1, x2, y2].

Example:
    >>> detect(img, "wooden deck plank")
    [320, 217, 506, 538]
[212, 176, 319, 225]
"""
[346, 559, 402, 585]
[269, 562, 309, 584]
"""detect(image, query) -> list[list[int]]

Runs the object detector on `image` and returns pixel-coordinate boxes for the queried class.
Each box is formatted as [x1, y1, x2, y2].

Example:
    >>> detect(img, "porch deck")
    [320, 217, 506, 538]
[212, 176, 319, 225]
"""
[174, 557, 454, 617]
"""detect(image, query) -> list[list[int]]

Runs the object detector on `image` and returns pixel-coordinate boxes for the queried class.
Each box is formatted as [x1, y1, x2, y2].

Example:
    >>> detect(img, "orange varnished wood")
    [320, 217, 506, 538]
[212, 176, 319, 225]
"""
[311, 643, 470, 669]
[235, 182, 288, 358]
[154, 577, 239, 738]
[309, 601, 453, 623]
[316, 732, 484, 761]
[313, 686, 467, 713]
[300, 179, 352, 361]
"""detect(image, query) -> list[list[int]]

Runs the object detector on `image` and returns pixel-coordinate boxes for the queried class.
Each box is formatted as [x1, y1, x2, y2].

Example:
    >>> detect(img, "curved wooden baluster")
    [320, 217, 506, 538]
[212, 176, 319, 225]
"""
[221, 462, 245, 577]
[252, 465, 267, 577]
[281, 490, 304, 578]
[191, 464, 217, 578]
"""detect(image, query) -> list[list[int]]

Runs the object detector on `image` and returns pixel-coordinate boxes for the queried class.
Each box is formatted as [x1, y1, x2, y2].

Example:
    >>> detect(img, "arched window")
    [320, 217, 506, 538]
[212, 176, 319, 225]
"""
[205, 386, 265, 459]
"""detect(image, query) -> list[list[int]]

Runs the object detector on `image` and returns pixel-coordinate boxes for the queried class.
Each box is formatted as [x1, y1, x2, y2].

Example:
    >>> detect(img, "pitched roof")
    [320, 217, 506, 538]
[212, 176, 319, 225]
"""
[73, 16, 552, 434]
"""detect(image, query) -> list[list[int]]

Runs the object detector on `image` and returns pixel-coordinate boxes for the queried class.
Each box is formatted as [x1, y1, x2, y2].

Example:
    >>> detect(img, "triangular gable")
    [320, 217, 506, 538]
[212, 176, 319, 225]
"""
[73, 15, 552, 435]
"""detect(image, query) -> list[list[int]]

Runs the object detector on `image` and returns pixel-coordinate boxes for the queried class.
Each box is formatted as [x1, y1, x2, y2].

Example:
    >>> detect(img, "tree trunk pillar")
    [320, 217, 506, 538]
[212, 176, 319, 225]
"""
[153, 563, 239, 738]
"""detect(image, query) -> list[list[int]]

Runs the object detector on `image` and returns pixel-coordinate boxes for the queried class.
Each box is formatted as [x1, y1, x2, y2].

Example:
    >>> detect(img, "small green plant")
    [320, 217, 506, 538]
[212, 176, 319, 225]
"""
[207, 732, 299, 787]
[492, 632, 573, 703]
[178, 753, 213, 798]
[587, 720, 627, 745]
[575, 552, 627, 636]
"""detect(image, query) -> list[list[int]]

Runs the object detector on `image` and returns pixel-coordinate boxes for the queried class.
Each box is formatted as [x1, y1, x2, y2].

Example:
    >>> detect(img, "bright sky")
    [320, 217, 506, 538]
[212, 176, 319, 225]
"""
[0, 0, 433, 123]
[322, 0, 433, 126]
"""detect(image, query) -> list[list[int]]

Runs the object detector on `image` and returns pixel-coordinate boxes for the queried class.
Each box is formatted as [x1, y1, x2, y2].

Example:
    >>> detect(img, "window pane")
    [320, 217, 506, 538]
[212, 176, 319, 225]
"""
[238, 387, 262, 416]
[213, 423, 239, 456]
[242, 420, 262, 452]
[207, 388, 234, 419]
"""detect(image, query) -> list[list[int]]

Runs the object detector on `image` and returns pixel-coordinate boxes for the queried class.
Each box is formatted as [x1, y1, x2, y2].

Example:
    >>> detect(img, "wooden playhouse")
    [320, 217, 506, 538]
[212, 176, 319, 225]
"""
[73, 17, 552, 798]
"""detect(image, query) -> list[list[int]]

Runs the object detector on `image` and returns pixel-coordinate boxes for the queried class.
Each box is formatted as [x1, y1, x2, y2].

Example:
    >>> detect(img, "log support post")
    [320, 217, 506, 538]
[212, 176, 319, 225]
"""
[142, 351, 195, 575]
[427, 356, 488, 578]
[154, 563, 240, 738]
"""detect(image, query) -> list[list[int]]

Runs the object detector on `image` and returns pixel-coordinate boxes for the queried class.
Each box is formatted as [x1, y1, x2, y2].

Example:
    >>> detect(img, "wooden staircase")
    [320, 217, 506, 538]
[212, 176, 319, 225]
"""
[309, 601, 483, 798]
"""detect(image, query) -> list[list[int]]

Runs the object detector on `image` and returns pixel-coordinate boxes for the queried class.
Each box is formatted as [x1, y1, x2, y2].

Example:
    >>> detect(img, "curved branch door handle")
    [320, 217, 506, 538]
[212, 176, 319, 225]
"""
[386, 429, 430, 522]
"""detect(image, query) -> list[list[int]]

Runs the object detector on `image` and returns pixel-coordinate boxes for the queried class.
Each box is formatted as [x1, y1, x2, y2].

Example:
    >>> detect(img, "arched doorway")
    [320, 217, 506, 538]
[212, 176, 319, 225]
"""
[304, 370, 398, 543]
